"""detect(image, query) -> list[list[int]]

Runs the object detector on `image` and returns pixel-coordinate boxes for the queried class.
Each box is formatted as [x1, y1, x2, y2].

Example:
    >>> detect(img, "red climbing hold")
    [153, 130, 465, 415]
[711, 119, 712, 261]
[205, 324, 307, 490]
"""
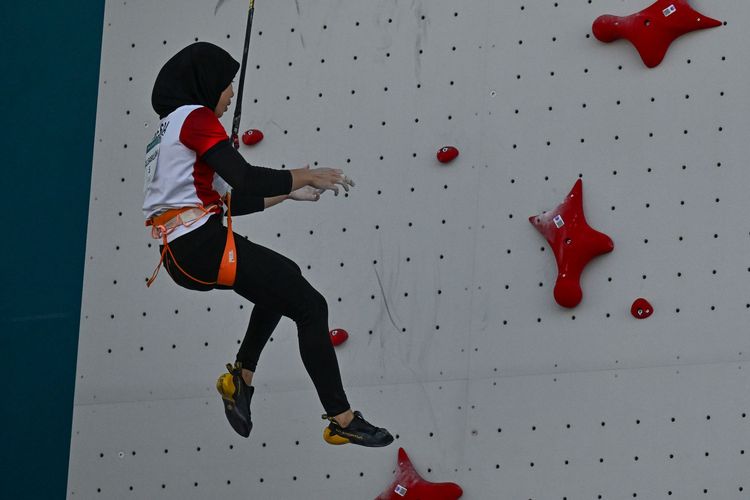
[242, 129, 264, 146]
[375, 448, 463, 500]
[631, 298, 654, 319]
[529, 179, 614, 308]
[437, 146, 459, 164]
[593, 0, 721, 68]
[329, 328, 349, 347]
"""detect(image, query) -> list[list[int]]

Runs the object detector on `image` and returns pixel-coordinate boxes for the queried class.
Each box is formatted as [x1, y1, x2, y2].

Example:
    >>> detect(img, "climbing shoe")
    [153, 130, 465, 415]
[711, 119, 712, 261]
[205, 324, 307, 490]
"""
[216, 361, 254, 438]
[322, 411, 394, 447]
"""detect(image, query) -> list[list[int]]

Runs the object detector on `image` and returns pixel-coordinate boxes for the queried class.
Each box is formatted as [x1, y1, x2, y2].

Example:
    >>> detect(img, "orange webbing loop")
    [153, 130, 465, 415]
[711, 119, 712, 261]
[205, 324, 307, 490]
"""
[146, 230, 217, 288]
[146, 207, 194, 229]
[145, 196, 237, 288]
[146, 231, 169, 287]
[216, 192, 237, 287]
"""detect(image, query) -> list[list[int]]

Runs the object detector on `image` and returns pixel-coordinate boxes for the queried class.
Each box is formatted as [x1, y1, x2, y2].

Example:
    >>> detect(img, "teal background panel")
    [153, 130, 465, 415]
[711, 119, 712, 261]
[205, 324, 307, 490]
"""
[0, 1, 104, 498]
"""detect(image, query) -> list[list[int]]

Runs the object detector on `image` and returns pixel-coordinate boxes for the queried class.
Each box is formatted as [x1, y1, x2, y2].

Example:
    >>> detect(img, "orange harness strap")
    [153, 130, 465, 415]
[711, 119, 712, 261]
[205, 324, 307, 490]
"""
[216, 193, 237, 286]
[146, 194, 237, 288]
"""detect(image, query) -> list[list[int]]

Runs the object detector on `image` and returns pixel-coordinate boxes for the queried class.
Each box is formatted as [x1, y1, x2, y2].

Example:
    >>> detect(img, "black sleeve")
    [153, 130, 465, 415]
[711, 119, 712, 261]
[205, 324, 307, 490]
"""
[202, 139, 293, 197]
[229, 190, 265, 216]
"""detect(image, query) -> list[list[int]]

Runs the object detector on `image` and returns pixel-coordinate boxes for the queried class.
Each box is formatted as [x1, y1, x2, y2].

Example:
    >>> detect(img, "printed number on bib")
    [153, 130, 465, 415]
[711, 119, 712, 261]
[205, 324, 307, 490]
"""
[144, 121, 169, 191]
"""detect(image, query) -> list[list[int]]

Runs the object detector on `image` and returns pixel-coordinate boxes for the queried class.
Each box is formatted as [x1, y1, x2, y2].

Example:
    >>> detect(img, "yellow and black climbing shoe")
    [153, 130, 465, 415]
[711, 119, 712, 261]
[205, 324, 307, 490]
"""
[322, 411, 394, 447]
[216, 361, 254, 438]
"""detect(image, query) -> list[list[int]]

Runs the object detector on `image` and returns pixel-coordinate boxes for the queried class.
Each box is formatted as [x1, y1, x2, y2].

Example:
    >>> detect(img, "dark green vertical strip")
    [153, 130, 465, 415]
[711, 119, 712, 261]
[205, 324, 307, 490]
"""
[0, 1, 104, 498]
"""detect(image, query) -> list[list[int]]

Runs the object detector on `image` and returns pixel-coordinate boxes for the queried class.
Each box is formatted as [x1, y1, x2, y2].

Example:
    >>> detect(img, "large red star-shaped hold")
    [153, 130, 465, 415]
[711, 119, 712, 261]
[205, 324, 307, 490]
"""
[375, 448, 463, 500]
[529, 179, 614, 309]
[593, 0, 722, 68]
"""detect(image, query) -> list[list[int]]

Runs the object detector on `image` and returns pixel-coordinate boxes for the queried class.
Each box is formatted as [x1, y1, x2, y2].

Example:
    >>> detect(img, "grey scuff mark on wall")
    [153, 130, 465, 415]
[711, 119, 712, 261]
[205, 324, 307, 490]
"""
[267, 119, 284, 133]
[416, 260, 442, 368]
[413, 0, 427, 82]
[372, 237, 389, 375]
[373, 264, 402, 335]
[214, 0, 227, 15]
[373, 0, 396, 63]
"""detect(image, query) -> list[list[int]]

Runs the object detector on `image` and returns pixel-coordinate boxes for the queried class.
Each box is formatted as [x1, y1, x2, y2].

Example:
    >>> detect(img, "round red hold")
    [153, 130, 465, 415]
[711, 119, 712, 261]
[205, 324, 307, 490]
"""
[329, 328, 349, 347]
[437, 146, 459, 164]
[242, 129, 264, 146]
[631, 298, 653, 319]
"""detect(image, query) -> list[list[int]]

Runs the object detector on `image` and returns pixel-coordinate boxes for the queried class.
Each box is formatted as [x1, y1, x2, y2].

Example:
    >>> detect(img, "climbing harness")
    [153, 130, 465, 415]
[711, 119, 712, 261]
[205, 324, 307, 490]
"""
[146, 193, 237, 288]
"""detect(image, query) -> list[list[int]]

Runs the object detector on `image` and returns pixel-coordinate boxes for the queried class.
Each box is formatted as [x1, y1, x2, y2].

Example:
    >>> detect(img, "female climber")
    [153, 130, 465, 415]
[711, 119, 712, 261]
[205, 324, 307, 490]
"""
[143, 41, 393, 448]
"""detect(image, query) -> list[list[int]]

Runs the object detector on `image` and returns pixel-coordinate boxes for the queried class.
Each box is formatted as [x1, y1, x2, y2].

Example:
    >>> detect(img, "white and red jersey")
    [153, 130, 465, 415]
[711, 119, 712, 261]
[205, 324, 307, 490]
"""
[143, 105, 231, 242]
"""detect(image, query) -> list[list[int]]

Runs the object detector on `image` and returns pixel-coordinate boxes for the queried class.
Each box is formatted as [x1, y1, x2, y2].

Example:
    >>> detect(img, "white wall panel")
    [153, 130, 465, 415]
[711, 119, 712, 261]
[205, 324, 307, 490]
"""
[70, 0, 750, 498]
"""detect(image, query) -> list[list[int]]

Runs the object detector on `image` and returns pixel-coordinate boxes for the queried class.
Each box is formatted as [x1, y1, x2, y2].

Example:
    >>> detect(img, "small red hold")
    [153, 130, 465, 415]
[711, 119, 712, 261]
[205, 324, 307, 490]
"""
[631, 298, 654, 319]
[329, 328, 349, 347]
[242, 129, 264, 146]
[437, 146, 459, 164]
[375, 448, 463, 500]
[592, 0, 722, 68]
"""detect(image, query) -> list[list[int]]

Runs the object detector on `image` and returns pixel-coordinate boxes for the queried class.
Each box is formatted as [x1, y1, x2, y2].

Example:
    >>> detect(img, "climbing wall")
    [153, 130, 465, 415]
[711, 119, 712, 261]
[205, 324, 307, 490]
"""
[68, 0, 750, 498]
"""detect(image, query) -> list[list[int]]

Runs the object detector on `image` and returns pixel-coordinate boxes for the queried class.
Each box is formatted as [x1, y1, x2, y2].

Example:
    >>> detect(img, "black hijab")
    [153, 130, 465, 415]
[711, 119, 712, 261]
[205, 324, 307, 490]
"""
[151, 42, 240, 118]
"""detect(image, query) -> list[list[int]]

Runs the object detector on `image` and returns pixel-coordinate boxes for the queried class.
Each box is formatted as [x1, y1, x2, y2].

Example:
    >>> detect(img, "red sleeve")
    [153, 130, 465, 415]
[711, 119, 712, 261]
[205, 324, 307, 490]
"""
[179, 107, 229, 157]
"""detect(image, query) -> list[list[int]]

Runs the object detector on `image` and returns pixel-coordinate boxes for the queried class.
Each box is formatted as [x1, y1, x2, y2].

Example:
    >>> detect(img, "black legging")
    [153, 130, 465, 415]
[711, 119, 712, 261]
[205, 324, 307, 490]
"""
[162, 214, 350, 417]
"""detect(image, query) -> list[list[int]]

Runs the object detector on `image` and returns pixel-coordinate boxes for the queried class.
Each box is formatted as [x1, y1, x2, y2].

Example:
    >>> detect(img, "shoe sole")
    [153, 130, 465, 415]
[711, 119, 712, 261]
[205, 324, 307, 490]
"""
[216, 373, 236, 399]
[323, 427, 394, 447]
[323, 427, 350, 445]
